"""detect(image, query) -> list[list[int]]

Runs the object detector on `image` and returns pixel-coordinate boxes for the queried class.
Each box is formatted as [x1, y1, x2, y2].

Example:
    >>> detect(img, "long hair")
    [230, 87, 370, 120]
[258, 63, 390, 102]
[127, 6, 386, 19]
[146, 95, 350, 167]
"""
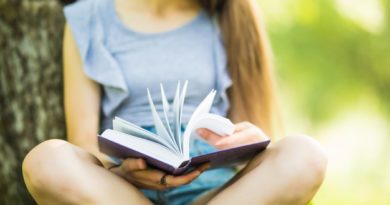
[199, 0, 277, 137]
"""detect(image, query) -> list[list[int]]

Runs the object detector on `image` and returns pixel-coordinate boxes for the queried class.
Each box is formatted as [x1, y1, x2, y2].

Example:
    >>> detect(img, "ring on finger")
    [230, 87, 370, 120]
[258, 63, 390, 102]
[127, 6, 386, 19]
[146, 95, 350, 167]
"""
[159, 174, 168, 186]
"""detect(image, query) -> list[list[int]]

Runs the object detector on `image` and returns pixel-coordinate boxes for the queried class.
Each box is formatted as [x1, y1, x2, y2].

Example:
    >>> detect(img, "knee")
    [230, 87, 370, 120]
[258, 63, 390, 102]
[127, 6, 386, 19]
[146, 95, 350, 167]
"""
[23, 139, 68, 180]
[275, 135, 328, 189]
[22, 139, 74, 196]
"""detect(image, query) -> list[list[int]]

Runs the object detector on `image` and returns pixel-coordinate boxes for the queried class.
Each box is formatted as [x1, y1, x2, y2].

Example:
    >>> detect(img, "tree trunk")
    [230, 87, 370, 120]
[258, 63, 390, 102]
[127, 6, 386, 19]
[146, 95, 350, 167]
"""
[0, 0, 67, 204]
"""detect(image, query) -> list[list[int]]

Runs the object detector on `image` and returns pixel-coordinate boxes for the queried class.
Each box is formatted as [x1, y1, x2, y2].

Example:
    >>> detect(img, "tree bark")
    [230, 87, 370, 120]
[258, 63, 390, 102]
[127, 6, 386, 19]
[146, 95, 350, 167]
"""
[0, 0, 66, 204]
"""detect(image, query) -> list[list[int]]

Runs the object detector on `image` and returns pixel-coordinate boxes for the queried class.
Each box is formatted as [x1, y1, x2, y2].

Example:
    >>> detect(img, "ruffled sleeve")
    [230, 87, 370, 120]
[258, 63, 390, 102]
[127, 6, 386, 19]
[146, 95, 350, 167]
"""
[64, 0, 129, 117]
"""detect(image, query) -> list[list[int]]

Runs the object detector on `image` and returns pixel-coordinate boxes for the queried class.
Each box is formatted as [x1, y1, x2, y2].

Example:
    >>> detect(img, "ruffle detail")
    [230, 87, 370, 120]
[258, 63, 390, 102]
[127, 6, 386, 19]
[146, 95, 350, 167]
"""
[64, 0, 129, 117]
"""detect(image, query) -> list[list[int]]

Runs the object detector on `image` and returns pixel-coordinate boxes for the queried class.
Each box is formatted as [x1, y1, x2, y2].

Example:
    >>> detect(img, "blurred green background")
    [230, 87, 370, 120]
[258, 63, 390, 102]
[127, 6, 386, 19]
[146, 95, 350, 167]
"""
[0, 0, 388, 204]
[257, 0, 390, 204]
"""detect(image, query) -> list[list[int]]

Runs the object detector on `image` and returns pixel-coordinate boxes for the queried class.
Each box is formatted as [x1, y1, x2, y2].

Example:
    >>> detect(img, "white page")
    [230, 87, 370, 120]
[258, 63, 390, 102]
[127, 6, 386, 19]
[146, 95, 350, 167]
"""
[160, 84, 175, 140]
[191, 113, 235, 137]
[101, 129, 184, 168]
[172, 82, 182, 153]
[177, 81, 188, 153]
[182, 90, 217, 159]
[113, 117, 175, 150]
[147, 89, 180, 153]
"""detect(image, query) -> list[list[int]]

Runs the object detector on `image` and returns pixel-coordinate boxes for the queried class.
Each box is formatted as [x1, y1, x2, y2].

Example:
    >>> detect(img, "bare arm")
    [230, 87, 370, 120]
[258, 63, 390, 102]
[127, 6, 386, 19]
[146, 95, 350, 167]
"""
[63, 23, 114, 168]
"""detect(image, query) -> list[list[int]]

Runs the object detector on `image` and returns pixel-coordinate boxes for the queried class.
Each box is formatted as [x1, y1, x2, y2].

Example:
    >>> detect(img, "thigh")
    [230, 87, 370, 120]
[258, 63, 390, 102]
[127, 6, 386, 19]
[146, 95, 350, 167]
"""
[23, 139, 153, 205]
[192, 136, 327, 205]
[191, 142, 269, 205]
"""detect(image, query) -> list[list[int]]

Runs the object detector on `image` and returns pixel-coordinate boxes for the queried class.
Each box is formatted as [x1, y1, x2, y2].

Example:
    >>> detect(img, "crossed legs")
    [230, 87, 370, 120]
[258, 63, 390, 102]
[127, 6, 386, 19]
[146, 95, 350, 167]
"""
[23, 135, 327, 205]
[193, 135, 327, 205]
[22, 139, 152, 205]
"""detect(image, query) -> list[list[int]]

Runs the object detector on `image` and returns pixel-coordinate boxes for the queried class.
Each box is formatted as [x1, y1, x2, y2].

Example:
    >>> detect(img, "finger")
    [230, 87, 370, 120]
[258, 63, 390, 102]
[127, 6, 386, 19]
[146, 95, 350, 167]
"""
[165, 163, 211, 187]
[234, 121, 253, 132]
[126, 163, 211, 189]
[129, 169, 167, 184]
[121, 158, 147, 172]
[124, 175, 168, 191]
[197, 128, 224, 146]
[165, 170, 201, 187]
[196, 163, 212, 172]
[122, 168, 170, 190]
[109, 162, 169, 191]
[215, 129, 260, 149]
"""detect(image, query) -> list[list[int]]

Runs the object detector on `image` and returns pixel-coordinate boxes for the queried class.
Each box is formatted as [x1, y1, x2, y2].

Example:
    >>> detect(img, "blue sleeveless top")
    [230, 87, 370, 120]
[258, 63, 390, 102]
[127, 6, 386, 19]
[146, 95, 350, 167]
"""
[64, 1, 237, 203]
[64, 0, 232, 131]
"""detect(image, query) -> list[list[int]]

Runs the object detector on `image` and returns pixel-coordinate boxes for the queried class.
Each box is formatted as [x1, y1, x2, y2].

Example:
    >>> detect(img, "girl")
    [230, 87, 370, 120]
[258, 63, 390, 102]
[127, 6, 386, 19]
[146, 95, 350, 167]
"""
[22, 0, 327, 204]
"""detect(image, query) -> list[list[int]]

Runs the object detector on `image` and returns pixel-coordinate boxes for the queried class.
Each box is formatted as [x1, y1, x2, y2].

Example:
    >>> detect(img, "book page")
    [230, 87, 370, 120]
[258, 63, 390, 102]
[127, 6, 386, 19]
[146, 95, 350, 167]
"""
[171, 82, 181, 153]
[172, 81, 188, 153]
[182, 90, 217, 159]
[147, 89, 181, 153]
[191, 113, 235, 137]
[160, 84, 174, 140]
[113, 117, 178, 152]
[101, 129, 185, 168]
[113, 117, 157, 141]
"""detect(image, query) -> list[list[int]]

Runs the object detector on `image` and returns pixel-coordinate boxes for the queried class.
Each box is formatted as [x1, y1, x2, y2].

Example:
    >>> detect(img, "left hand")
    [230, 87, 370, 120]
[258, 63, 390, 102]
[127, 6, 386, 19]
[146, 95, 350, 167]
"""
[197, 121, 269, 150]
[109, 158, 210, 190]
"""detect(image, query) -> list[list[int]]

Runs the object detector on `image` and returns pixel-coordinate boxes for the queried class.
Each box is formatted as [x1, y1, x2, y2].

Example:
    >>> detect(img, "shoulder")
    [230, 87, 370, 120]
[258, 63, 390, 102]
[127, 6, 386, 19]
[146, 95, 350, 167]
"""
[63, 0, 109, 27]
[64, 0, 94, 18]
[63, 0, 111, 56]
[63, 0, 95, 37]
[63, 0, 108, 12]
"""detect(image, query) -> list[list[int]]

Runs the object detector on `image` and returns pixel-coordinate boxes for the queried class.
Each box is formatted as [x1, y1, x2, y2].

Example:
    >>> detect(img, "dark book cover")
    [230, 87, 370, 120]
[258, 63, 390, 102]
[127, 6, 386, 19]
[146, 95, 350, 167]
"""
[98, 136, 271, 175]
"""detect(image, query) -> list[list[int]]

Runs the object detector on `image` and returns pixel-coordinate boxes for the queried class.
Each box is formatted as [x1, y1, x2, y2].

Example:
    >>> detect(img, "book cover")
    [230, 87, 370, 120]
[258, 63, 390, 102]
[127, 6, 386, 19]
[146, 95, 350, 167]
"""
[99, 136, 270, 175]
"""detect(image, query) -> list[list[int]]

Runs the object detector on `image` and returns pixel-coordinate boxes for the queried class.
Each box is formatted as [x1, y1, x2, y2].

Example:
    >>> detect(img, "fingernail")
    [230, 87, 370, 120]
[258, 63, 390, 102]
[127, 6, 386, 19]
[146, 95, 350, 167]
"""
[138, 159, 145, 169]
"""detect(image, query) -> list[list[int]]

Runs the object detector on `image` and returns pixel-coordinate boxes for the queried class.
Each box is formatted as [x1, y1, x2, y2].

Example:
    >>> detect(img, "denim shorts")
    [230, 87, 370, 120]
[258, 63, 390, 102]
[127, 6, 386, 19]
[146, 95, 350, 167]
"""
[139, 126, 236, 205]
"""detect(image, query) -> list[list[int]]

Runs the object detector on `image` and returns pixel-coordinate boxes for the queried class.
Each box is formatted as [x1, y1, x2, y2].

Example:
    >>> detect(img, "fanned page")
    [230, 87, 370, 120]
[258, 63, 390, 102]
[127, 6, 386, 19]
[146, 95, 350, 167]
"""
[146, 89, 180, 153]
[177, 81, 188, 153]
[145, 82, 235, 159]
[115, 82, 236, 159]
[98, 81, 271, 175]
[100, 129, 185, 168]
[145, 81, 189, 155]
[160, 84, 174, 143]
[112, 117, 178, 153]
[171, 82, 185, 153]
[182, 90, 228, 158]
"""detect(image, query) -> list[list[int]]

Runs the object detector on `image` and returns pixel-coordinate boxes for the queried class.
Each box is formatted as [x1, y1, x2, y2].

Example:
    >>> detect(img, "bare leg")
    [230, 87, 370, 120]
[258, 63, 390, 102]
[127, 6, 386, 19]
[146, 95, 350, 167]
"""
[192, 135, 327, 205]
[22, 139, 152, 205]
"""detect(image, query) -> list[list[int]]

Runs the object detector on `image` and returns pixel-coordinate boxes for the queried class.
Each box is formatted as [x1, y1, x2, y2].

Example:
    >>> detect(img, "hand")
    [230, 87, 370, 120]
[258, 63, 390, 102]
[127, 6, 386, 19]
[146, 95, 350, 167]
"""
[197, 121, 269, 150]
[109, 158, 210, 190]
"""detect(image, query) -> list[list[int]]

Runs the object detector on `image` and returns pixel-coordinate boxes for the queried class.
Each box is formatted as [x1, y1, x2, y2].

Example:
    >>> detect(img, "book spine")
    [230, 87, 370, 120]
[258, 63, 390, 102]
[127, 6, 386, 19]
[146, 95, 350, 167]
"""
[171, 159, 192, 175]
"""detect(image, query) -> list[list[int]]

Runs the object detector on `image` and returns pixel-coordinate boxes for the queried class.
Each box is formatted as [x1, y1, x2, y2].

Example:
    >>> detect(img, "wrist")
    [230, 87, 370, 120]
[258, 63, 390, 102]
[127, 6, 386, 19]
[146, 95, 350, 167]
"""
[107, 163, 121, 170]
[94, 152, 122, 169]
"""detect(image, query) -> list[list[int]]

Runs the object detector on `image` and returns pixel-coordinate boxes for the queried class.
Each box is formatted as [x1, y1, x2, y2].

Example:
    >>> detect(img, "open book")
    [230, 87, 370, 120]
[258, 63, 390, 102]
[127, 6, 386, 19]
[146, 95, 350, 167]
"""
[98, 82, 270, 175]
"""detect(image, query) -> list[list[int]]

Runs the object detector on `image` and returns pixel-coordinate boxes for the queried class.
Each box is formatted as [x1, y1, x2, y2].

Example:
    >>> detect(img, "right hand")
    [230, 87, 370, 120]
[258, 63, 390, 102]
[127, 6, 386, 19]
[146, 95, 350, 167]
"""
[109, 158, 210, 190]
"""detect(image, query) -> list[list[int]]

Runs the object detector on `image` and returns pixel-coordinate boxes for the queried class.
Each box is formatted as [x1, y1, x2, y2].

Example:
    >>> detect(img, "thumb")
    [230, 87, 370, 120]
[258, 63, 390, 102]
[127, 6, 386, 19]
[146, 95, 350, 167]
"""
[197, 128, 224, 146]
[120, 158, 147, 173]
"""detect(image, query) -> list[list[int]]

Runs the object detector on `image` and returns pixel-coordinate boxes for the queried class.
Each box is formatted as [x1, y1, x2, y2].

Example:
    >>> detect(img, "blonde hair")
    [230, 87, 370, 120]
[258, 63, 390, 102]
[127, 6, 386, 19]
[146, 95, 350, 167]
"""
[200, 0, 278, 138]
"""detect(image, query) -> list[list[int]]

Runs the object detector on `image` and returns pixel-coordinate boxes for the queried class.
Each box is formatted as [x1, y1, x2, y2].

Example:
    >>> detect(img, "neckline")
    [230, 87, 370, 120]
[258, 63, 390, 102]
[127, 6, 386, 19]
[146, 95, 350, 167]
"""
[108, 0, 205, 38]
